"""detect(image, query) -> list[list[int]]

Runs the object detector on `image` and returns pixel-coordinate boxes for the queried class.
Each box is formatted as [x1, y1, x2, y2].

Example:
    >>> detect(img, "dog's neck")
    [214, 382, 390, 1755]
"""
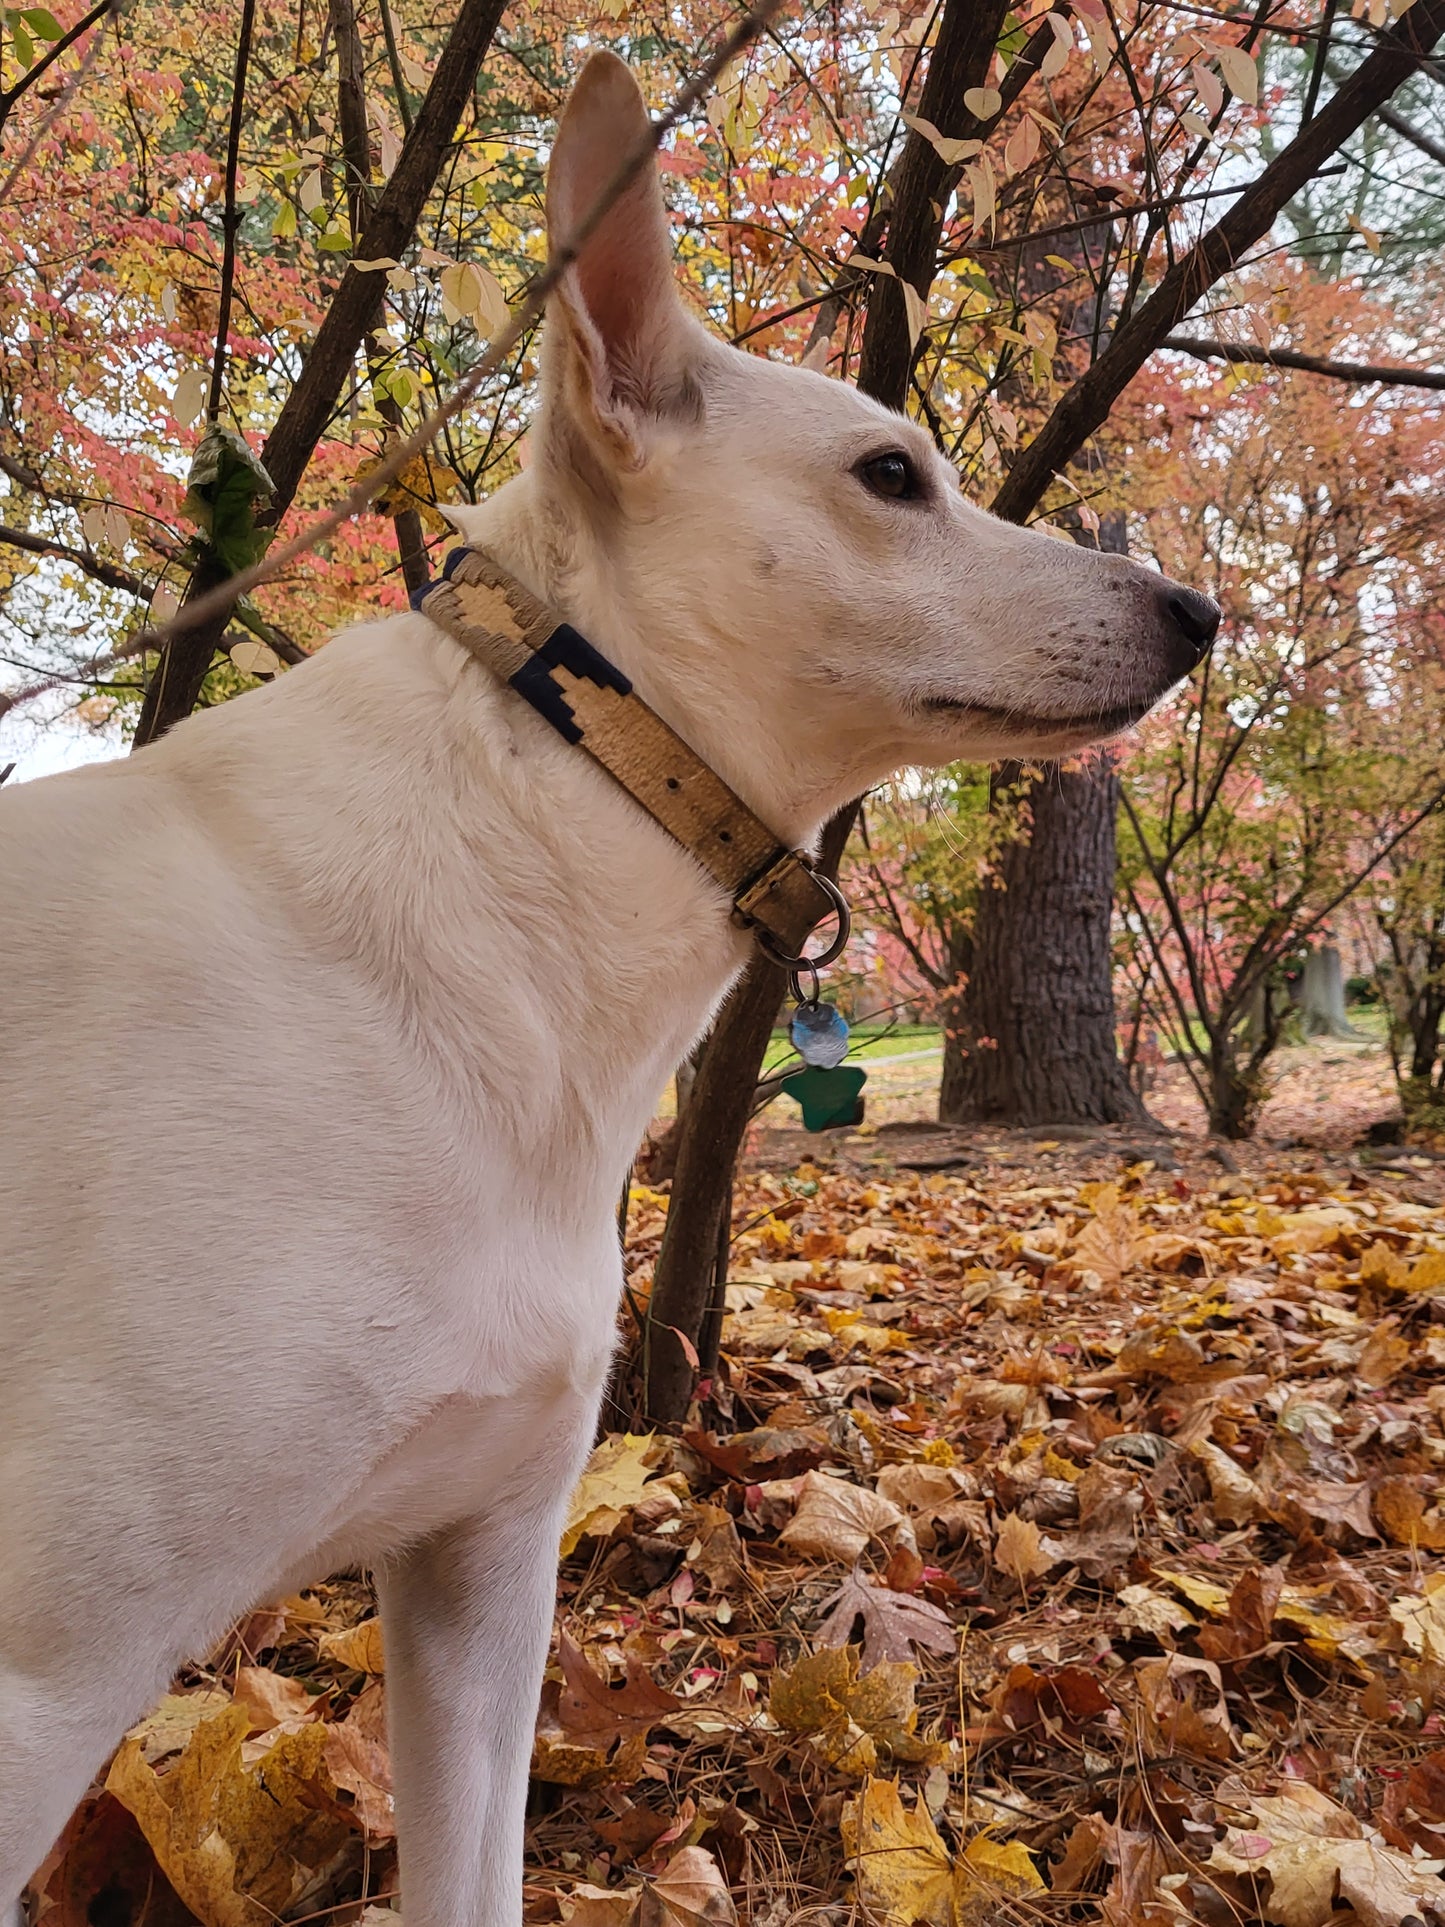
[442, 466, 835, 856]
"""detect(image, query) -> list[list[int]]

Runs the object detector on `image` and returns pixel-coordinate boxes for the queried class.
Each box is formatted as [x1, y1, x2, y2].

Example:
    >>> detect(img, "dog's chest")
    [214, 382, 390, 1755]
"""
[318, 1375, 600, 1569]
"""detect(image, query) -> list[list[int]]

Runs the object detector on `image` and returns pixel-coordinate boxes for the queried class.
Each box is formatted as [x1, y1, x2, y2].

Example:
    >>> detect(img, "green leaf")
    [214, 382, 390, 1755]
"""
[12, 16, 35, 66]
[21, 7, 63, 37]
[182, 425, 277, 577]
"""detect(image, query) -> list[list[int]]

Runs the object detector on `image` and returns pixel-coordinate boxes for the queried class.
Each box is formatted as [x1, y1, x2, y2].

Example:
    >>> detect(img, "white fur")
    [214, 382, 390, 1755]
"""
[0, 51, 1209, 1925]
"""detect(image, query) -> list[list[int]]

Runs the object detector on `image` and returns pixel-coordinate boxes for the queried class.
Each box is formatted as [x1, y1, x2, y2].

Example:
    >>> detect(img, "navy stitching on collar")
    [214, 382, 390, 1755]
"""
[510, 624, 632, 745]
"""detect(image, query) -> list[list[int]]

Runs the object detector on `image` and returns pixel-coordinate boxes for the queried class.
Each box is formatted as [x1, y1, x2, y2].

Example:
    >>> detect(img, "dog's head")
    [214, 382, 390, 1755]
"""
[531, 51, 1217, 818]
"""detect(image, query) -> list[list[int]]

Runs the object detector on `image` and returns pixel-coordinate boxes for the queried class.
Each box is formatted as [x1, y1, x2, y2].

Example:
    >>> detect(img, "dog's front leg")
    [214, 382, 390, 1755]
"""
[378, 1485, 575, 1927]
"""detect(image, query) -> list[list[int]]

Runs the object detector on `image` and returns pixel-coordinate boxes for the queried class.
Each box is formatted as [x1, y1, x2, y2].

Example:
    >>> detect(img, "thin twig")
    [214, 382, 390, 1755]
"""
[208, 0, 259, 421]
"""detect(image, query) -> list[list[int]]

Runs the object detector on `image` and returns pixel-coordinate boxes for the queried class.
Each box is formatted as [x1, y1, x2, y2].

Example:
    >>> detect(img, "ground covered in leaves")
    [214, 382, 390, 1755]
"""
[38, 1125, 1445, 1927]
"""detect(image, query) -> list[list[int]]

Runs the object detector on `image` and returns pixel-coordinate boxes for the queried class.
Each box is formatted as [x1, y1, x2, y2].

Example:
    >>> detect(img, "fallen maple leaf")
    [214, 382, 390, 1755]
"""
[993, 1510, 1055, 1586]
[1210, 1778, 1445, 1927]
[318, 1617, 384, 1674]
[842, 1777, 954, 1927]
[842, 1777, 1044, 1927]
[815, 1564, 957, 1670]
[554, 1633, 681, 1748]
[561, 1433, 666, 1557]
[106, 1705, 353, 1927]
[781, 1469, 914, 1563]
[771, 1645, 938, 1773]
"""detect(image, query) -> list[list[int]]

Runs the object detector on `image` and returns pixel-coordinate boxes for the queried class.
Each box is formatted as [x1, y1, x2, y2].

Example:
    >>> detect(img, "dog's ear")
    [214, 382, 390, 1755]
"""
[544, 50, 697, 473]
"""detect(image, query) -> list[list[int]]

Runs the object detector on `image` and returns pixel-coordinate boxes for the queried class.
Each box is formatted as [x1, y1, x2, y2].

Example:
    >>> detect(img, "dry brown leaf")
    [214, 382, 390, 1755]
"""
[1189, 1436, 1262, 1525]
[1375, 1476, 1445, 1549]
[1358, 1318, 1412, 1388]
[561, 1883, 644, 1927]
[321, 1686, 394, 1843]
[815, 1565, 958, 1670]
[994, 1510, 1055, 1585]
[1210, 1778, 1445, 1926]
[231, 1666, 319, 1733]
[781, 1469, 914, 1563]
[105, 1706, 353, 1927]
[638, 1846, 737, 1927]
[553, 1633, 680, 1748]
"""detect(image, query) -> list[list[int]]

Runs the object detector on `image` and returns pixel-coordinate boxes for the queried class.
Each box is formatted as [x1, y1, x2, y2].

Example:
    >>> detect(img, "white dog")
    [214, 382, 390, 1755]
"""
[0, 49, 1216, 1926]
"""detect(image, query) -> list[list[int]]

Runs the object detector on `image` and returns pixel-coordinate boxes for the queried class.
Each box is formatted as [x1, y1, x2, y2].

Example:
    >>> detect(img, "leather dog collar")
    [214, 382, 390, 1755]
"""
[415, 546, 849, 968]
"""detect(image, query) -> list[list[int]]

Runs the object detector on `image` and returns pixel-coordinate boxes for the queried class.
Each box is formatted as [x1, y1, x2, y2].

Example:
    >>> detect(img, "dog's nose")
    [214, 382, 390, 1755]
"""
[1162, 586, 1221, 666]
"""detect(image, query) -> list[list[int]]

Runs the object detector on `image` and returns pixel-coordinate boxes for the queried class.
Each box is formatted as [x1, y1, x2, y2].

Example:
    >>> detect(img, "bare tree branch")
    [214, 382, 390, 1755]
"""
[1162, 333, 1445, 390]
[1374, 98, 1445, 166]
[991, 0, 1445, 524]
[207, 0, 258, 421]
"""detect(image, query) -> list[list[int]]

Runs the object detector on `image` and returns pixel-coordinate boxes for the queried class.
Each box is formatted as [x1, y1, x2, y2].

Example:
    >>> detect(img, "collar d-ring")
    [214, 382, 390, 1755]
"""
[755, 871, 851, 974]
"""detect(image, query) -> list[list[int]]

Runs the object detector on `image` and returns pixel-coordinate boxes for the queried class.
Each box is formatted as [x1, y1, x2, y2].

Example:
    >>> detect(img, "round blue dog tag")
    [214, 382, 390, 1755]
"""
[790, 1001, 851, 1070]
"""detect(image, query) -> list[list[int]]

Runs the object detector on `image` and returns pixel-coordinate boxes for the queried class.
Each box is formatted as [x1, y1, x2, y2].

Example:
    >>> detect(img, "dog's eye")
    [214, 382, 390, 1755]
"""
[858, 451, 923, 502]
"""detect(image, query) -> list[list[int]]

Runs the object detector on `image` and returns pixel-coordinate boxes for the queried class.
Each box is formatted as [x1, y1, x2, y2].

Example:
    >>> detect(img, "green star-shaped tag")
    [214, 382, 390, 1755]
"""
[778, 1064, 867, 1131]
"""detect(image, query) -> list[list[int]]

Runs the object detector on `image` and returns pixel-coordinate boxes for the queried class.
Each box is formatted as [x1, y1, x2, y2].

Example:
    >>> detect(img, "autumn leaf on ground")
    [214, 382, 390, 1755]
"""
[1189, 1436, 1263, 1525]
[1210, 1778, 1445, 1926]
[105, 1705, 353, 1927]
[1374, 1475, 1445, 1549]
[637, 1844, 737, 1927]
[1391, 1575, 1445, 1659]
[124, 1690, 235, 1766]
[815, 1564, 957, 1670]
[781, 1469, 914, 1563]
[561, 1433, 666, 1557]
[994, 1510, 1055, 1586]
[553, 1633, 681, 1747]
[318, 1617, 384, 1674]
[842, 1777, 1043, 1927]
[771, 1645, 939, 1774]
[230, 1666, 320, 1733]
[842, 1777, 955, 1927]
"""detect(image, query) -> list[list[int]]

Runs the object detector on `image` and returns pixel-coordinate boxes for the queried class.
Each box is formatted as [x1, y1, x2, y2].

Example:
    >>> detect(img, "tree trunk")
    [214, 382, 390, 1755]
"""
[943, 503, 1142, 1127]
[941, 756, 1142, 1126]
[1208, 1047, 1262, 1139]
[1297, 943, 1357, 1039]
[643, 806, 854, 1425]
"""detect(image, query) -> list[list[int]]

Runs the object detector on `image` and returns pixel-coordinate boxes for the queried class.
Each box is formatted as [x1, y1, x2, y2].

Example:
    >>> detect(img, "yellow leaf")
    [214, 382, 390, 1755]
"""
[561, 1432, 664, 1557]
[1391, 1575, 1445, 1659]
[106, 1707, 352, 1927]
[319, 1617, 385, 1674]
[772, 1648, 935, 1774]
[1153, 1568, 1231, 1616]
[842, 1778, 954, 1927]
[955, 1835, 1045, 1922]
[1406, 1250, 1445, 1293]
[124, 1689, 236, 1765]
